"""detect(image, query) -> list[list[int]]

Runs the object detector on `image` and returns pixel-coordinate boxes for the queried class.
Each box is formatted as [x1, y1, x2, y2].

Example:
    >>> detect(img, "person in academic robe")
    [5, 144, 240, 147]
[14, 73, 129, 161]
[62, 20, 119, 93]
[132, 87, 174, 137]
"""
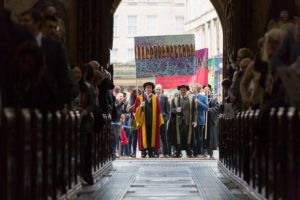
[170, 85, 197, 158]
[204, 86, 220, 158]
[133, 82, 164, 158]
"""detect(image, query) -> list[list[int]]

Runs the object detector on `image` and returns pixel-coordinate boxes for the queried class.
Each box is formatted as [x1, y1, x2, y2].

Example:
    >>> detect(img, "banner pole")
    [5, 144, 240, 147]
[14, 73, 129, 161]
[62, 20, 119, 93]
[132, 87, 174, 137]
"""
[205, 94, 208, 140]
[136, 78, 138, 90]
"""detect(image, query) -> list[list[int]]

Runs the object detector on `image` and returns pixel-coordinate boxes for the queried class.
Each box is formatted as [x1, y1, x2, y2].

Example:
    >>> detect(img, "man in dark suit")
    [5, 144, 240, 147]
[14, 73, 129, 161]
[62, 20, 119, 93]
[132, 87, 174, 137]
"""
[20, 9, 68, 110]
[155, 84, 171, 157]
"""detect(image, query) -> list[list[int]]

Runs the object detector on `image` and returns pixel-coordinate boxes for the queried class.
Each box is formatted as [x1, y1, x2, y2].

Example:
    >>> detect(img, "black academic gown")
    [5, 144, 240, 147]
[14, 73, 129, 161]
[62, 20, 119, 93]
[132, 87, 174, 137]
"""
[206, 98, 219, 150]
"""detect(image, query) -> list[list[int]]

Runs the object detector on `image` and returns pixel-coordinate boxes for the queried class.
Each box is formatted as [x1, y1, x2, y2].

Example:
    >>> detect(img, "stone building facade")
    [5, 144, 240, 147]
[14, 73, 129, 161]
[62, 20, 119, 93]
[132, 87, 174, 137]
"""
[112, 0, 186, 88]
[185, 0, 223, 58]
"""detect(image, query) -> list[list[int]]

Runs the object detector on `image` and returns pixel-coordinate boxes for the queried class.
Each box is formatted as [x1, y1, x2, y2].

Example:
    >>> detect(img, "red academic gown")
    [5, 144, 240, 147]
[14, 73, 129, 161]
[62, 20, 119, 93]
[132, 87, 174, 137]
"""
[133, 95, 164, 151]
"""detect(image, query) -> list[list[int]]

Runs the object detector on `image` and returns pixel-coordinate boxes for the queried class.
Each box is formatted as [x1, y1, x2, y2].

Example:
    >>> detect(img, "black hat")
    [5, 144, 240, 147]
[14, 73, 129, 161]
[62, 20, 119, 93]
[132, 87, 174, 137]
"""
[143, 82, 155, 89]
[177, 85, 190, 91]
[202, 84, 211, 89]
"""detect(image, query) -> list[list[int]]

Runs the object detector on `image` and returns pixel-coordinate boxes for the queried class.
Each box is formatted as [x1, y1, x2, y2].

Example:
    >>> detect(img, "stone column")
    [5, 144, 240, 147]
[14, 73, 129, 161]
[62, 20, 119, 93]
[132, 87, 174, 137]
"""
[76, 0, 113, 69]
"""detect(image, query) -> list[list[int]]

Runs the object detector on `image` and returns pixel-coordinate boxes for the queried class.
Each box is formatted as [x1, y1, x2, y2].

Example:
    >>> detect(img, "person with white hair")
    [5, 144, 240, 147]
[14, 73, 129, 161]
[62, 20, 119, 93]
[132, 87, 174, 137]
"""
[89, 60, 100, 71]
[115, 92, 125, 123]
[155, 84, 171, 158]
[191, 83, 208, 158]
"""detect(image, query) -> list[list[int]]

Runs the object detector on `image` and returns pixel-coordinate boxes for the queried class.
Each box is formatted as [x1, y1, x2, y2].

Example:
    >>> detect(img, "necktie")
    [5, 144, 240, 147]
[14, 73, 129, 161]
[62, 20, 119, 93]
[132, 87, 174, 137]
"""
[148, 94, 152, 102]
[180, 96, 185, 107]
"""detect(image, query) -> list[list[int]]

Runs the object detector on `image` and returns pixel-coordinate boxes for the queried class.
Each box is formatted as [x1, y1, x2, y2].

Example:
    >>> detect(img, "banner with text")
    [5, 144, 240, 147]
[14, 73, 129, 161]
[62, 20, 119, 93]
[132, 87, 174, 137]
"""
[155, 48, 209, 89]
[135, 34, 196, 78]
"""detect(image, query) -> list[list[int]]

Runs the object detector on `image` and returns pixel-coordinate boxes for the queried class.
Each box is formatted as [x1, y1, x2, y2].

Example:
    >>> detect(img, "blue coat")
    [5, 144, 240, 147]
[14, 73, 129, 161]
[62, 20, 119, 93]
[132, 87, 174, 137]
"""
[192, 94, 208, 125]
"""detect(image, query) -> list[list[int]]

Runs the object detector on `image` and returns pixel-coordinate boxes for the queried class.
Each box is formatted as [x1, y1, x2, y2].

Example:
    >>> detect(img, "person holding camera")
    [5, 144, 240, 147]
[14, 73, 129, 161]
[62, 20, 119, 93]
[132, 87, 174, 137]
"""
[170, 85, 197, 158]
[133, 82, 164, 158]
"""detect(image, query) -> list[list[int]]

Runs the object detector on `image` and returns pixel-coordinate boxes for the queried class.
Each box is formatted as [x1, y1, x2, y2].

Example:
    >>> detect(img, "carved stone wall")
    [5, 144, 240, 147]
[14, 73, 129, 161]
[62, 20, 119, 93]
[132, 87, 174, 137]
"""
[76, 0, 113, 68]
[3, 0, 78, 64]
[4, 0, 37, 22]
[210, 0, 300, 80]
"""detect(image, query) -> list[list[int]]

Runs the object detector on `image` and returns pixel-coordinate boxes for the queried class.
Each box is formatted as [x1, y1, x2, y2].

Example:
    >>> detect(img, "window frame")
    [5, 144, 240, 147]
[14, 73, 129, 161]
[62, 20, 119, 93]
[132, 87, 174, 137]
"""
[175, 16, 185, 34]
[128, 15, 138, 37]
[110, 49, 118, 63]
[113, 15, 119, 37]
[147, 15, 157, 36]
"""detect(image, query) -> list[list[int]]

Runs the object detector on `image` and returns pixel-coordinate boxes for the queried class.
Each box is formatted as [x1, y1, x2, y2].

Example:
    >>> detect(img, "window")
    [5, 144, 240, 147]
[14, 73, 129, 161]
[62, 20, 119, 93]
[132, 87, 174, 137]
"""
[175, 16, 184, 34]
[128, 49, 135, 62]
[113, 15, 119, 37]
[110, 49, 118, 63]
[147, 0, 157, 2]
[128, 16, 138, 36]
[147, 15, 157, 35]
[174, 0, 184, 3]
[127, 0, 138, 2]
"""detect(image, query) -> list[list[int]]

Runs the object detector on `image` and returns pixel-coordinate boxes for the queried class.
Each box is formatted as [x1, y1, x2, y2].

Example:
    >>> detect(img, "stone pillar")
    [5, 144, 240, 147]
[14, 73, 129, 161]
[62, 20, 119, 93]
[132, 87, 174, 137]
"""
[76, 0, 113, 69]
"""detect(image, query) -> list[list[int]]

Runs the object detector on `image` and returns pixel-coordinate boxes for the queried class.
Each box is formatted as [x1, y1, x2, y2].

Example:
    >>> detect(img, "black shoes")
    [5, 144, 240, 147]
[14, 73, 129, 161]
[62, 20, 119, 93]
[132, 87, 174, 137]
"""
[130, 152, 136, 158]
[141, 152, 147, 158]
[187, 154, 194, 158]
[172, 152, 182, 158]
[148, 152, 155, 158]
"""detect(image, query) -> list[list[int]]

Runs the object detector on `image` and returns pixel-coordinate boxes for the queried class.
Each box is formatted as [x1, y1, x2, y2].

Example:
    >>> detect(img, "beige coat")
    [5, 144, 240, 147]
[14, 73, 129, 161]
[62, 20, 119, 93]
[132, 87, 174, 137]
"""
[240, 61, 264, 109]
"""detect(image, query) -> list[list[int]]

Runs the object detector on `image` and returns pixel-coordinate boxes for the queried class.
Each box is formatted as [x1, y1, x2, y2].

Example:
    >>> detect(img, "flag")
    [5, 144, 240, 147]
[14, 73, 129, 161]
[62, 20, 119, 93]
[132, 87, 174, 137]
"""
[195, 48, 209, 86]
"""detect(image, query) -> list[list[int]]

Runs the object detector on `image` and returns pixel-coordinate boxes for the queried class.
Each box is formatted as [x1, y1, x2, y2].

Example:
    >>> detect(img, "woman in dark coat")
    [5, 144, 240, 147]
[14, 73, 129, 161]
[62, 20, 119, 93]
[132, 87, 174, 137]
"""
[71, 64, 95, 185]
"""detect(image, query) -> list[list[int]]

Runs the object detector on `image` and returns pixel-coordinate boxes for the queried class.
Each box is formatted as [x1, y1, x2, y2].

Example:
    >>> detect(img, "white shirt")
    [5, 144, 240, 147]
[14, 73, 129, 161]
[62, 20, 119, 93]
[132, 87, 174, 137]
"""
[145, 93, 152, 102]
[36, 32, 42, 47]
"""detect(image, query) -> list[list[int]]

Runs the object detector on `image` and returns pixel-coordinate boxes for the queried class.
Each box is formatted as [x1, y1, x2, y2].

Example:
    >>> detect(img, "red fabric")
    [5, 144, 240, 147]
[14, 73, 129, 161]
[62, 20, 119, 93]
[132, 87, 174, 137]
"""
[196, 69, 208, 86]
[155, 69, 209, 89]
[156, 75, 196, 89]
[121, 128, 128, 145]
[133, 95, 161, 151]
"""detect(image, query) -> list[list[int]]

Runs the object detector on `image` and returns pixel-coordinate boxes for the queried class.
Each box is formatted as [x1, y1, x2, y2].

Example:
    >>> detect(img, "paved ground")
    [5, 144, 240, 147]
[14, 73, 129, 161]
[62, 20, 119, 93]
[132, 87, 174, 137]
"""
[76, 156, 252, 200]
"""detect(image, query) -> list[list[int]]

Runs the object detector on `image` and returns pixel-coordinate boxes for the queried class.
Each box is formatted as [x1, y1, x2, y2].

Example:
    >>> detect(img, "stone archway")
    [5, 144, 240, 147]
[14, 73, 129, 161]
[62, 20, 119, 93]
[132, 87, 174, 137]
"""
[72, 0, 299, 78]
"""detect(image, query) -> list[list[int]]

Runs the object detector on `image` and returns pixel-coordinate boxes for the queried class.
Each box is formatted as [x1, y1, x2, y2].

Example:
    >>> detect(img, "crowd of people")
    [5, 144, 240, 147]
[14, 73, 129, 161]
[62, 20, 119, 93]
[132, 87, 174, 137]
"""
[0, 8, 117, 185]
[111, 83, 220, 159]
[223, 11, 300, 114]
[1, 7, 299, 185]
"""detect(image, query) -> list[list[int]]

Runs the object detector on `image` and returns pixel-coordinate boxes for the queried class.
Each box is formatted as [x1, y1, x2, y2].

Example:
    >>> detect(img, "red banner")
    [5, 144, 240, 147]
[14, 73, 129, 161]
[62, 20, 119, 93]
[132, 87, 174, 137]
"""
[155, 69, 208, 89]
[196, 69, 208, 86]
[156, 75, 195, 89]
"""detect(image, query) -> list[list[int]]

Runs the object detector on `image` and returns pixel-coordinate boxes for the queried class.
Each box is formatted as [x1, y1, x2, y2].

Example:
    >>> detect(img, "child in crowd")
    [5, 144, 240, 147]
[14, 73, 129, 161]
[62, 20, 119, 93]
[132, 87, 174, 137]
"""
[111, 115, 122, 160]
[120, 114, 129, 157]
